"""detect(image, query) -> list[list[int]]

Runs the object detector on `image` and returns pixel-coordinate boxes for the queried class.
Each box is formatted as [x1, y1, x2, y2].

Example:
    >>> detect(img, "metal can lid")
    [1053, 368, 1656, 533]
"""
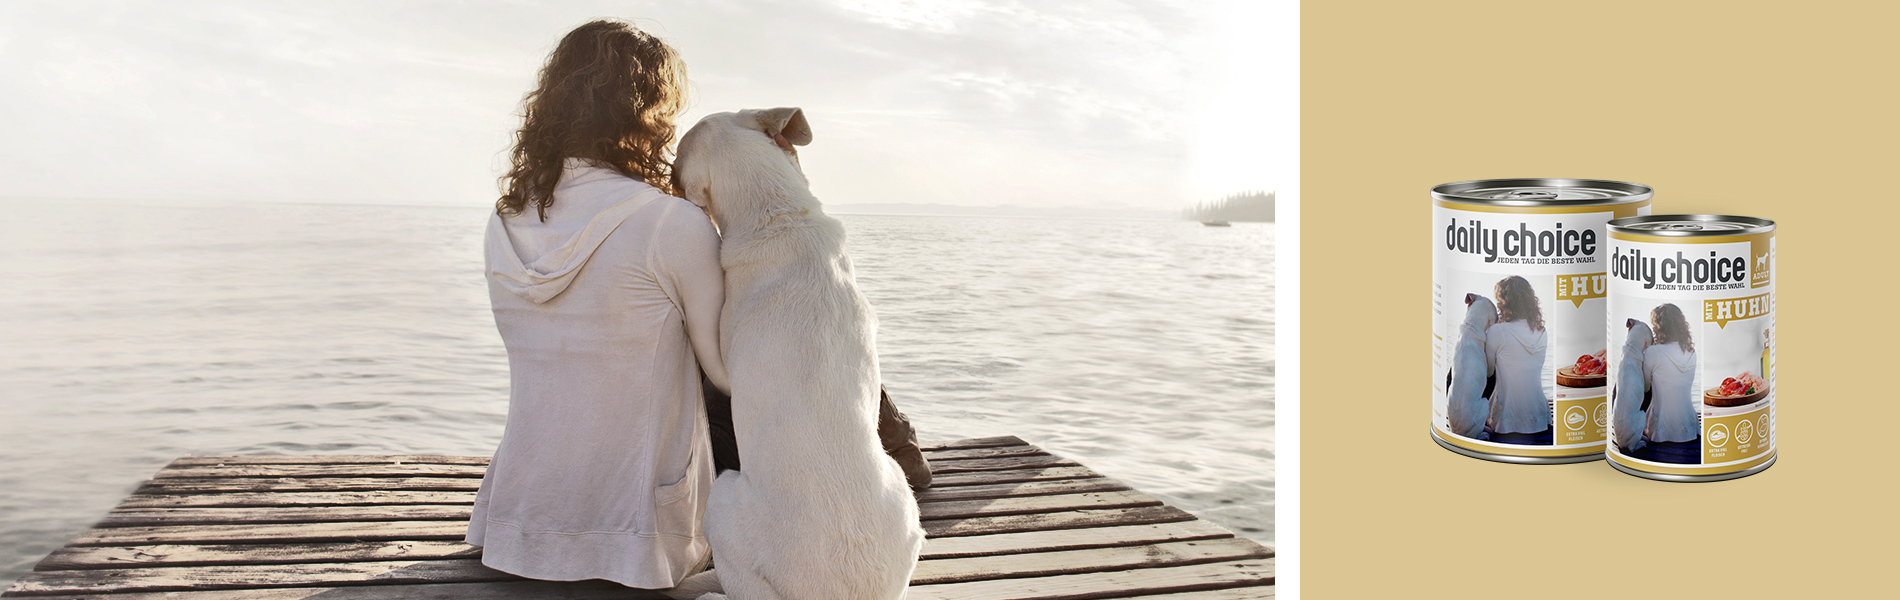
[1609, 214, 1776, 236]
[1432, 178, 1654, 207]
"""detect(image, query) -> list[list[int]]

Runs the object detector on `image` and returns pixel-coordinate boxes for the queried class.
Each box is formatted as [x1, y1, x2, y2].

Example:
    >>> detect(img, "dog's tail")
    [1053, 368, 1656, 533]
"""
[661, 569, 723, 600]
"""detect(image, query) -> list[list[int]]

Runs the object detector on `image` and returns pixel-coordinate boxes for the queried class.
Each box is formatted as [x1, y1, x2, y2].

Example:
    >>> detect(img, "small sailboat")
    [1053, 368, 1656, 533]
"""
[1201, 220, 1232, 227]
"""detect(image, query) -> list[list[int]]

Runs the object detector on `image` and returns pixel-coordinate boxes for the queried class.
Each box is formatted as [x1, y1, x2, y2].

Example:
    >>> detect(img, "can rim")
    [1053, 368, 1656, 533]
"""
[1431, 178, 1654, 207]
[1609, 214, 1776, 236]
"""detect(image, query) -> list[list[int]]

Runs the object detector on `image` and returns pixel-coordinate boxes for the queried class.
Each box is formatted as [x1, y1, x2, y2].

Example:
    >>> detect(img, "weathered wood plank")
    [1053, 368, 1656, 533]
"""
[37, 541, 482, 571]
[75, 502, 1197, 547]
[42, 520, 1245, 571]
[914, 478, 1130, 503]
[927, 466, 1102, 488]
[167, 456, 491, 467]
[1124, 588, 1275, 599]
[6, 559, 516, 596]
[156, 441, 1027, 469]
[920, 445, 1048, 461]
[118, 475, 1124, 510]
[3, 579, 660, 599]
[917, 491, 1162, 522]
[117, 490, 477, 509]
[904, 559, 1274, 600]
[153, 464, 488, 480]
[911, 538, 1272, 586]
[13, 540, 1269, 596]
[924, 506, 1199, 538]
[925, 454, 1077, 475]
[71, 521, 471, 547]
[920, 436, 1028, 451]
[920, 520, 1243, 560]
[99, 505, 471, 528]
[97, 491, 1156, 529]
[136, 477, 484, 494]
[149, 453, 1067, 480]
[133, 464, 1100, 495]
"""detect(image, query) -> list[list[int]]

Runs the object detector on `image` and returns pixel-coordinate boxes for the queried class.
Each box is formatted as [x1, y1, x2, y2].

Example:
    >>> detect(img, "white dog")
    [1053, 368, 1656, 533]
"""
[1444, 293, 1496, 439]
[1611, 319, 1653, 454]
[665, 107, 925, 600]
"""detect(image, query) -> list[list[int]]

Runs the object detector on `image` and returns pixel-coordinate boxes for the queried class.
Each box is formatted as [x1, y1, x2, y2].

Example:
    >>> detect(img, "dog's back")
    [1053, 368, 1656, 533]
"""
[1612, 320, 1653, 452]
[673, 108, 924, 600]
[1446, 294, 1495, 438]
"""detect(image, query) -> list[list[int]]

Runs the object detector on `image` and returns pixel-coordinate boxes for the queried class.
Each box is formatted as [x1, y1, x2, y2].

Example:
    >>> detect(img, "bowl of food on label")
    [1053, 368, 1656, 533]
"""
[1557, 350, 1607, 387]
[1705, 372, 1768, 407]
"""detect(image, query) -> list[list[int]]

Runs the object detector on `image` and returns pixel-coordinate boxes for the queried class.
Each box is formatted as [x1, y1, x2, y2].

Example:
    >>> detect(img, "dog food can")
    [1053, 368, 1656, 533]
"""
[1603, 215, 1776, 482]
[1432, 179, 1652, 464]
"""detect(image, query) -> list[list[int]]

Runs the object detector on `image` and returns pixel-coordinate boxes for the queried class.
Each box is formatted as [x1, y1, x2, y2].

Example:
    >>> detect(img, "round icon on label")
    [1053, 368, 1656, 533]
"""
[1593, 402, 1608, 428]
[1708, 423, 1730, 448]
[1564, 406, 1588, 431]
[1758, 414, 1770, 443]
[1736, 419, 1753, 445]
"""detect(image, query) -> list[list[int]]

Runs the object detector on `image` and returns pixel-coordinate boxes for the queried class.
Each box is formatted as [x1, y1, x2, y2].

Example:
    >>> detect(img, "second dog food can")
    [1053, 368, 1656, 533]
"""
[1604, 215, 1776, 482]
[1431, 179, 1652, 463]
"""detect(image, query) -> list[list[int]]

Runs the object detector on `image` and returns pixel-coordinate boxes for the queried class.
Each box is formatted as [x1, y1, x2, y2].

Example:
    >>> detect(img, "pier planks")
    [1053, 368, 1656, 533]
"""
[6, 438, 1272, 598]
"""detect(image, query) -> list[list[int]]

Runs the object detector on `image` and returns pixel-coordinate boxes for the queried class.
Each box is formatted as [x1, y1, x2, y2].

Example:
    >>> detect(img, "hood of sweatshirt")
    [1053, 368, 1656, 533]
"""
[485, 159, 666, 304]
[1649, 341, 1697, 373]
[1489, 319, 1547, 355]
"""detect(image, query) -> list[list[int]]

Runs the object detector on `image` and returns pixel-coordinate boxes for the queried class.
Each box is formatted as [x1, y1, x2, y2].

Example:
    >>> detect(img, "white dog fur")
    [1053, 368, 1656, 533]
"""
[1445, 293, 1496, 439]
[664, 107, 925, 600]
[1612, 319, 1653, 454]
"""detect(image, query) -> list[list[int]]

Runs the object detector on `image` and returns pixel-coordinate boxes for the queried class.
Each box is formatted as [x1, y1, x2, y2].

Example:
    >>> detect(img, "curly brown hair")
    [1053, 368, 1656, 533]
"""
[497, 20, 688, 220]
[1650, 303, 1695, 353]
[1494, 275, 1544, 332]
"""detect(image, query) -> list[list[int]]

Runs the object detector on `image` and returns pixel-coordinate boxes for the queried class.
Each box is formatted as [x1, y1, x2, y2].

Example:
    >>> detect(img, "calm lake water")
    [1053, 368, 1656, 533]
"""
[0, 199, 1273, 583]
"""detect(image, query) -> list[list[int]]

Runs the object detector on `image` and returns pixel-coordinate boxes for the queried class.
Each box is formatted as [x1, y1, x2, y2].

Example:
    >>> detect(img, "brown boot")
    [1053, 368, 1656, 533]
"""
[877, 386, 932, 491]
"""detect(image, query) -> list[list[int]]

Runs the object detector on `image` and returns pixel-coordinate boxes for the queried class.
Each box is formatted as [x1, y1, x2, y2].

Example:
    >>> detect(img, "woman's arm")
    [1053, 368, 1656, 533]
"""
[661, 200, 731, 395]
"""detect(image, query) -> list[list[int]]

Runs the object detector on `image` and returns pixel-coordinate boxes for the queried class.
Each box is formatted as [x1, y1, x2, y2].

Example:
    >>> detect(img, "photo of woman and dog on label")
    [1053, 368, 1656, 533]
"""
[1606, 304, 1702, 464]
[0, 2, 1282, 597]
[1443, 275, 1559, 445]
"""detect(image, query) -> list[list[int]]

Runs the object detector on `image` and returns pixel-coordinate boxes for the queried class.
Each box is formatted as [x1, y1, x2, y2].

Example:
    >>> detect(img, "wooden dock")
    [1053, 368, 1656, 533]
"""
[4, 436, 1273, 599]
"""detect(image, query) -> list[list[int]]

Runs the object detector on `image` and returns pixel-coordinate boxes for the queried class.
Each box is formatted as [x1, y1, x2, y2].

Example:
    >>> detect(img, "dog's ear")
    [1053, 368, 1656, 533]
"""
[1626, 318, 1638, 329]
[755, 107, 812, 146]
[1464, 293, 1477, 306]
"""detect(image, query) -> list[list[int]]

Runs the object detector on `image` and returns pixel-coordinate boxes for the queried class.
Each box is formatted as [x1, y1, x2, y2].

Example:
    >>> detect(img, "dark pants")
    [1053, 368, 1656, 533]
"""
[702, 375, 933, 490]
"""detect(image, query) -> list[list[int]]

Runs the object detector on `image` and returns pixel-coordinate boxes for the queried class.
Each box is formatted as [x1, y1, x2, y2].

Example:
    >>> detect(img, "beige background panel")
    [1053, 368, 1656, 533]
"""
[1305, 1, 1895, 597]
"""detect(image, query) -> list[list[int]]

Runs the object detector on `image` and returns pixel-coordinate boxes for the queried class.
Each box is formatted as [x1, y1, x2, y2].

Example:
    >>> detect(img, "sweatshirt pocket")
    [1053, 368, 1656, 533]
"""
[651, 442, 705, 535]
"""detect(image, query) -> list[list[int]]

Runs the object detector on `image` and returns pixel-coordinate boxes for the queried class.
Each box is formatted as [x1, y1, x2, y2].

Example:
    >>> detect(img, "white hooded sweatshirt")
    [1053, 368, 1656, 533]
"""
[1485, 319, 1550, 435]
[1643, 341, 1700, 444]
[468, 159, 724, 588]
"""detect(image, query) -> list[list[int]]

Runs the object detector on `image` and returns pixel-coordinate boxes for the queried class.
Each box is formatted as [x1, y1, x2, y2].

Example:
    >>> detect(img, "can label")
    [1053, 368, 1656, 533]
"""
[1605, 230, 1775, 476]
[1432, 200, 1649, 458]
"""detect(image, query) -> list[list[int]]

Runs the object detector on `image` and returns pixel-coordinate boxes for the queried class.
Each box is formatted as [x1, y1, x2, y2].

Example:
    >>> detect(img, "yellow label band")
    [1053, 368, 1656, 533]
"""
[1555, 273, 1606, 307]
[1608, 448, 1775, 477]
[1704, 292, 1771, 328]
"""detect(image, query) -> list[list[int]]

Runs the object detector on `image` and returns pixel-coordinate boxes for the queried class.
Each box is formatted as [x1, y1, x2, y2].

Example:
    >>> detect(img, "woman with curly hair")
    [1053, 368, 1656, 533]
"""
[1643, 303, 1700, 454]
[1485, 275, 1551, 443]
[467, 20, 725, 587]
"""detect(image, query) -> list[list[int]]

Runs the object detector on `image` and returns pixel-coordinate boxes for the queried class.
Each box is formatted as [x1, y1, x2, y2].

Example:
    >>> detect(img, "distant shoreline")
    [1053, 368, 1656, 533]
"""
[9, 196, 1272, 223]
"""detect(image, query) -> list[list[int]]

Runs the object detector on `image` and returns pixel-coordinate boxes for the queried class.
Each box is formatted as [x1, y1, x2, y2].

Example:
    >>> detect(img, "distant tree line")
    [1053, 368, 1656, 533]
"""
[1183, 190, 1274, 222]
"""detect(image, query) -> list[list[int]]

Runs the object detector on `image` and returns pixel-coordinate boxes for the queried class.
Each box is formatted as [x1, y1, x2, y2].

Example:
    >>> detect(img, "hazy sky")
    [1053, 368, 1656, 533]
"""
[0, 1, 1295, 210]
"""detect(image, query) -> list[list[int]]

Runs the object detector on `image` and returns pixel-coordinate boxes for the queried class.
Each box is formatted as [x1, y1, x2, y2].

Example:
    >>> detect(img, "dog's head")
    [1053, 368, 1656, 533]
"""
[1623, 318, 1653, 353]
[1462, 293, 1497, 332]
[673, 107, 813, 228]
